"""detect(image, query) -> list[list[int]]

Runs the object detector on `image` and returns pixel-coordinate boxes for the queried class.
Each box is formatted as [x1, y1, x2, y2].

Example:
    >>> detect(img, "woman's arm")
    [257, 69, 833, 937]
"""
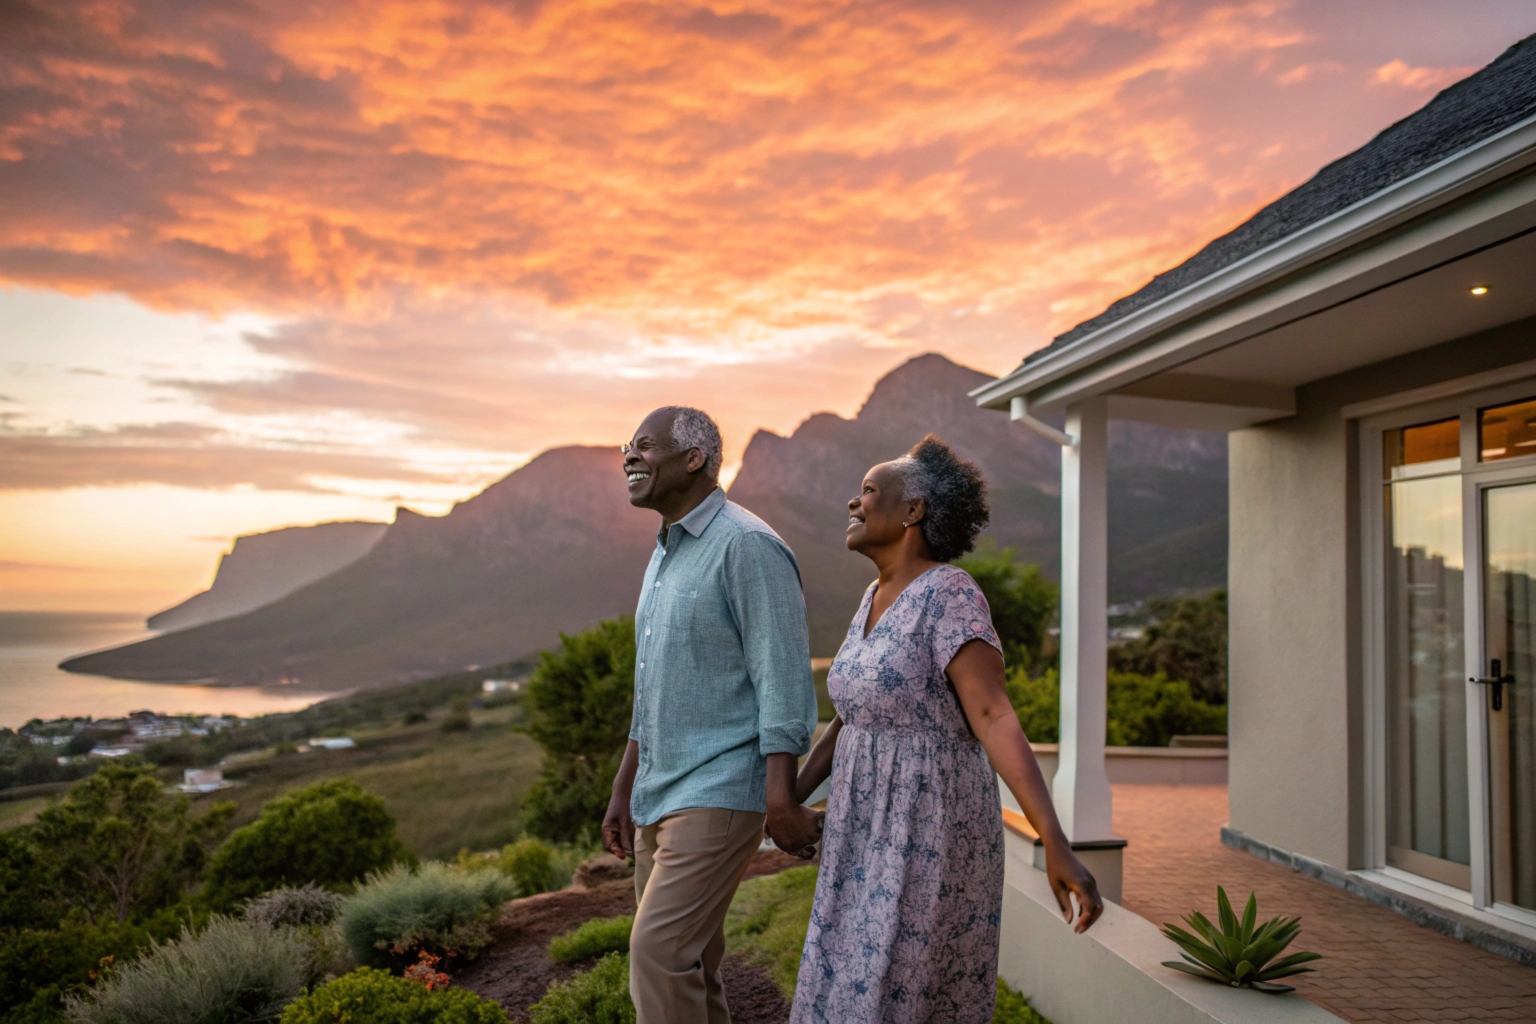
[947, 640, 1104, 933]
[794, 714, 843, 804]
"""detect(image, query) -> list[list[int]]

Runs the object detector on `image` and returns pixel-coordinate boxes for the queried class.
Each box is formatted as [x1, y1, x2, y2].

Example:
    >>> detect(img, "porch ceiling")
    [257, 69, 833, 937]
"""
[1113, 226, 1536, 430]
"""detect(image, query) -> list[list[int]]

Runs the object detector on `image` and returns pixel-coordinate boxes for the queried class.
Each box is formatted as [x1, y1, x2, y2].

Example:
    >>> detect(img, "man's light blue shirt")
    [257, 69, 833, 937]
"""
[628, 486, 817, 827]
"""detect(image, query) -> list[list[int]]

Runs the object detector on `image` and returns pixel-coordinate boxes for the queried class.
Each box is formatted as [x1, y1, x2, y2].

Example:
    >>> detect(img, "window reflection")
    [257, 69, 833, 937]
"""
[1479, 396, 1536, 463]
[1385, 468, 1470, 880]
[1385, 417, 1460, 480]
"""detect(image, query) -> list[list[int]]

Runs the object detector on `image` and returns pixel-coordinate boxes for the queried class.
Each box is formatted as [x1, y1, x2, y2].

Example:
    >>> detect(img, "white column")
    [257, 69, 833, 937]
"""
[1053, 397, 1115, 842]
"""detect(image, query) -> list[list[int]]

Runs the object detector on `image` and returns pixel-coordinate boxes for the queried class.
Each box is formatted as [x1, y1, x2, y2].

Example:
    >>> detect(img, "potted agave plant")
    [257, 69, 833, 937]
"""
[1161, 886, 1322, 994]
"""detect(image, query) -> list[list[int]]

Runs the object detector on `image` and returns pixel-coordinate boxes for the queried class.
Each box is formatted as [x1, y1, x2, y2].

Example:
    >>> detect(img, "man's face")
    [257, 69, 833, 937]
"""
[624, 409, 701, 510]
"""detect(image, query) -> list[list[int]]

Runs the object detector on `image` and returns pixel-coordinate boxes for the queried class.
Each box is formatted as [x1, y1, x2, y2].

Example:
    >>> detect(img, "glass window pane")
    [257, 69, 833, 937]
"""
[1385, 417, 1460, 480]
[1479, 396, 1536, 463]
[1386, 474, 1470, 873]
[1485, 482, 1536, 910]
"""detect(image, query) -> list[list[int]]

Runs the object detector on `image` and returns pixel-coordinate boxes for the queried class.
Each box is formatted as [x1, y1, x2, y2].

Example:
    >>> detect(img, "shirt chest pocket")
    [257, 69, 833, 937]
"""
[657, 585, 700, 630]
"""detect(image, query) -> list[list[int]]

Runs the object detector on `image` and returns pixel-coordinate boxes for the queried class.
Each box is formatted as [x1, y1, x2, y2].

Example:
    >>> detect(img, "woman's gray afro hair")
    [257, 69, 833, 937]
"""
[665, 406, 723, 479]
[891, 435, 989, 562]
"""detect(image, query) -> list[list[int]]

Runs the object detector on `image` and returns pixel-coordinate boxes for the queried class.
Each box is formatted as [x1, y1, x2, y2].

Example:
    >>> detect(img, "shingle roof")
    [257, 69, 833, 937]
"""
[1032, 34, 1536, 363]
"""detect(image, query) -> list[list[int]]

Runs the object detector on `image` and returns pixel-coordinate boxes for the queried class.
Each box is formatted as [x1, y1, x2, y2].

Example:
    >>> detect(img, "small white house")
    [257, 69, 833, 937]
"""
[482, 678, 522, 694]
[307, 736, 356, 751]
[179, 768, 228, 793]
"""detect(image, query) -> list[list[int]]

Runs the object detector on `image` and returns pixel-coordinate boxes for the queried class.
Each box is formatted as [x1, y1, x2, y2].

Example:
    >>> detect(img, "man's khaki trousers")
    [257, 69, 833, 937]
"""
[631, 807, 766, 1024]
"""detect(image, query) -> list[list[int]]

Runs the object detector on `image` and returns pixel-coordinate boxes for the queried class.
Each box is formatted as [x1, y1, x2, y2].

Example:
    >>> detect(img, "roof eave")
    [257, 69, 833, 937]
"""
[971, 109, 1536, 412]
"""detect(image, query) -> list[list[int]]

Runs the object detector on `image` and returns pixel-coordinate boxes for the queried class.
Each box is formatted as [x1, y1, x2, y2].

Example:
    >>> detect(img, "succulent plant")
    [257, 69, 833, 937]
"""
[1161, 886, 1322, 994]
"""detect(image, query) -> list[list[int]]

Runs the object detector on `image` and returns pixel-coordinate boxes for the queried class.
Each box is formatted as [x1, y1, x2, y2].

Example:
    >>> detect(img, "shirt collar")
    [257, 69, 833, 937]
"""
[660, 486, 727, 543]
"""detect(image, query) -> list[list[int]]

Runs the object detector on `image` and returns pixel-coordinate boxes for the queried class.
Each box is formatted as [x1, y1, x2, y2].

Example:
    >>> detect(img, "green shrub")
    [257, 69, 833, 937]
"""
[338, 862, 516, 967]
[527, 952, 633, 1024]
[520, 617, 635, 843]
[1008, 669, 1226, 747]
[1111, 590, 1228, 703]
[724, 865, 818, 998]
[277, 967, 509, 1024]
[497, 838, 560, 897]
[993, 978, 1051, 1023]
[244, 884, 346, 928]
[956, 543, 1058, 674]
[548, 915, 633, 963]
[204, 779, 412, 909]
[0, 915, 178, 1022]
[62, 917, 323, 1024]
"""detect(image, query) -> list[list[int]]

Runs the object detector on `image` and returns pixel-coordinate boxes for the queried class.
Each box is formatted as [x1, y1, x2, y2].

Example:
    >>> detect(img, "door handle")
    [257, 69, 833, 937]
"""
[1470, 659, 1514, 712]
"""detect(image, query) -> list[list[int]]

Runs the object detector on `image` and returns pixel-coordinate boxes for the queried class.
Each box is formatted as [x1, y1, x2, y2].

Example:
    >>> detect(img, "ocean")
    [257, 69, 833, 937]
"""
[0, 611, 333, 729]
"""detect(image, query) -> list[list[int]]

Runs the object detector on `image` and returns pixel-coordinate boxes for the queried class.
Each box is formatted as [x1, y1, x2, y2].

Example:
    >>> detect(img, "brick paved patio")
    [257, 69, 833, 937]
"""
[1114, 784, 1536, 1022]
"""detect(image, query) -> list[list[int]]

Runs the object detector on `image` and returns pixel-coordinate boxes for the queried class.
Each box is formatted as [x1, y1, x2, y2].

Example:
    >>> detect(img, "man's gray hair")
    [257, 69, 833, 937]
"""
[667, 406, 723, 479]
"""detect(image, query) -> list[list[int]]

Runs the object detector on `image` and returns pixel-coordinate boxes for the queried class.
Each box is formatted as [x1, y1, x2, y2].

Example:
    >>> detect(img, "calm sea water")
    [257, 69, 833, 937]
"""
[0, 612, 333, 729]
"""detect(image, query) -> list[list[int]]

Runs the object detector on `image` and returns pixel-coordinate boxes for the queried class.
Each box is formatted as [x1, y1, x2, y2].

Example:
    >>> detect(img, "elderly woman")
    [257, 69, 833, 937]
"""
[790, 435, 1102, 1024]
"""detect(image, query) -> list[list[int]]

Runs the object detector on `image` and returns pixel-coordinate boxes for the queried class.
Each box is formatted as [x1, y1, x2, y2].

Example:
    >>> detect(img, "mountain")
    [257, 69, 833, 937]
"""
[148, 521, 389, 632]
[729, 353, 1226, 649]
[63, 447, 658, 688]
[63, 353, 1227, 689]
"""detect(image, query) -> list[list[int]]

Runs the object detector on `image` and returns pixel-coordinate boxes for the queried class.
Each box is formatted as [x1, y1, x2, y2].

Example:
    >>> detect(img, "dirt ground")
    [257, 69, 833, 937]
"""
[458, 849, 806, 1023]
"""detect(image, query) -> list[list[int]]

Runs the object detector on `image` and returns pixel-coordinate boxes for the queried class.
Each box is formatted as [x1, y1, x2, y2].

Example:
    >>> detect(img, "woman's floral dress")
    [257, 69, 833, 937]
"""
[790, 564, 1005, 1024]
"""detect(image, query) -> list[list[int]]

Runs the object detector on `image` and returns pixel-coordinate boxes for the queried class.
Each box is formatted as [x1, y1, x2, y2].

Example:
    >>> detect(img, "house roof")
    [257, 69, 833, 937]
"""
[1030, 34, 1536, 365]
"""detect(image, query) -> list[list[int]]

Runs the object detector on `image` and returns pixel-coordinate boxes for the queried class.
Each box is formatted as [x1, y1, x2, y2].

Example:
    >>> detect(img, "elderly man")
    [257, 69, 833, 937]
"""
[603, 405, 821, 1024]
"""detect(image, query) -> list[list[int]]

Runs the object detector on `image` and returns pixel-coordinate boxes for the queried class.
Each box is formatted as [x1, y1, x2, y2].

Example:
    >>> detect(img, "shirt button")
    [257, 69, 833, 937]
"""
[654, 581, 661, 588]
[645, 629, 651, 636]
[639, 662, 645, 669]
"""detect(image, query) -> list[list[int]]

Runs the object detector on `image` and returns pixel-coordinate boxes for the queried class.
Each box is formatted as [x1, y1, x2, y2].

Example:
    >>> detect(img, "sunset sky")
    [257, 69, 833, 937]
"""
[2, 0, 1533, 614]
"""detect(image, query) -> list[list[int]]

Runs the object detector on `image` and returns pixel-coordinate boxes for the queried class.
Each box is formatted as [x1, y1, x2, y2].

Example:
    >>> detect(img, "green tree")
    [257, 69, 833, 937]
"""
[520, 617, 635, 843]
[203, 779, 411, 909]
[28, 762, 232, 924]
[956, 542, 1057, 673]
[1111, 590, 1228, 703]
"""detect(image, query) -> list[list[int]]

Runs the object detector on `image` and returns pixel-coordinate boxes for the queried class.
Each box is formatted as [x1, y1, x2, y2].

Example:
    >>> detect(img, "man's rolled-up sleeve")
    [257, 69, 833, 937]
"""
[724, 532, 817, 757]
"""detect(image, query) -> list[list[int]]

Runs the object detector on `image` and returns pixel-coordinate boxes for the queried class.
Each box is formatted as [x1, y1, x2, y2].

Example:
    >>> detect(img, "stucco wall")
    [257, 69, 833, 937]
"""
[1227, 315, 1536, 871]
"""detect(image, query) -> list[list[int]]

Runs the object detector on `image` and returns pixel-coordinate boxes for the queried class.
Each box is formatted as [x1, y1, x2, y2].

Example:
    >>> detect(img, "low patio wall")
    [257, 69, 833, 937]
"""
[998, 825, 1345, 1024]
[1029, 743, 1228, 785]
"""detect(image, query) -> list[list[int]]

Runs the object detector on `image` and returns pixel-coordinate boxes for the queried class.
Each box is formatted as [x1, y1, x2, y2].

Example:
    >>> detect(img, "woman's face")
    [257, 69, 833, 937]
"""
[846, 462, 913, 553]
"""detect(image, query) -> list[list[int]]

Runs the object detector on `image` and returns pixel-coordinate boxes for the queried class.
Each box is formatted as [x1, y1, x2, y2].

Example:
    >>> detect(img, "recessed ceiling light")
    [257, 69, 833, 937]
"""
[1470, 285, 1490, 296]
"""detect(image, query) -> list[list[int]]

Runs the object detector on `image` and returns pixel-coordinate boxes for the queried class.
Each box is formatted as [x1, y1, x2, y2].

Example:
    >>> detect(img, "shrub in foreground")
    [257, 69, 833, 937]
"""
[63, 917, 322, 1024]
[993, 979, 1051, 1024]
[205, 780, 412, 909]
[527, 952, 634, 1024]
[278, 967, 508, 1024]
[339, 862, 516, 966]
[548, 914, 633, 963]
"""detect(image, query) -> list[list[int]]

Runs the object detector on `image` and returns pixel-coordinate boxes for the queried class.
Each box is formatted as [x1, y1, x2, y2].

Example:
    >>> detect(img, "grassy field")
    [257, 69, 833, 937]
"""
[0, 794, 48, 829]
[189, 701, 545, 860]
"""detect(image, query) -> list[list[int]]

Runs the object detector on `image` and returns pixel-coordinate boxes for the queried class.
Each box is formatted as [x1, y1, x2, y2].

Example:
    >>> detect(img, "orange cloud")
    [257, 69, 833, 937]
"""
[1, 0, 1528, 488]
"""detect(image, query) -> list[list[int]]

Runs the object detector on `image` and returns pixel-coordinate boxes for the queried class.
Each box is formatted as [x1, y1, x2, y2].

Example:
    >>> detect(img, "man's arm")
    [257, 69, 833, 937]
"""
[725, 532, 822, 856]
[601, 739, 640, 860]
